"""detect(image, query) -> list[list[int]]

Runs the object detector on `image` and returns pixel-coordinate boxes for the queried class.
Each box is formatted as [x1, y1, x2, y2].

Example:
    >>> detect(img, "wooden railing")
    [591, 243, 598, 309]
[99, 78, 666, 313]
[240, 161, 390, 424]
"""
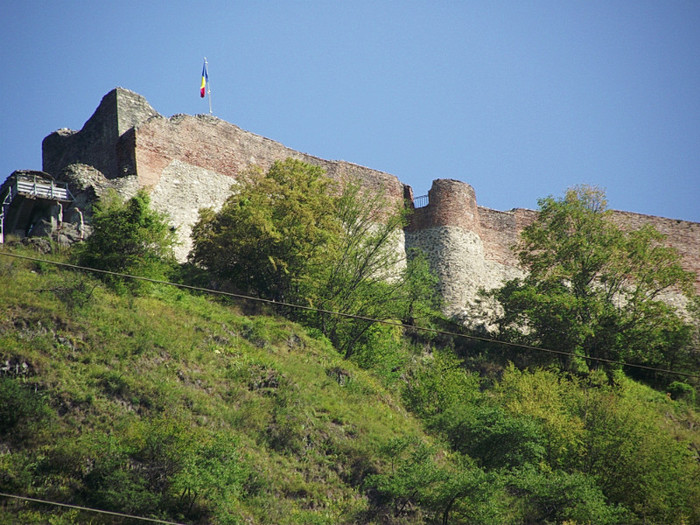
[13, 174, 73, 202]
[0, 173, 74, 243]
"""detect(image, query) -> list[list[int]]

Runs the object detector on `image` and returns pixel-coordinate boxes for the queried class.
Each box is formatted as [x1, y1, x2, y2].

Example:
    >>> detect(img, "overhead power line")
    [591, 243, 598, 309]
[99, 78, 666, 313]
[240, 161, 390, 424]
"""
[1, 250, 698, 380]
[0, 491, 187, 525]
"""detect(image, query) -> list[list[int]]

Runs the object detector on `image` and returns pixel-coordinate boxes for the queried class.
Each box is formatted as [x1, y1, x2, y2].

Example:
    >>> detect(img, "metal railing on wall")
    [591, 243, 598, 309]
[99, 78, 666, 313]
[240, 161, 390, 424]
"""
[413, 194, 429, 208]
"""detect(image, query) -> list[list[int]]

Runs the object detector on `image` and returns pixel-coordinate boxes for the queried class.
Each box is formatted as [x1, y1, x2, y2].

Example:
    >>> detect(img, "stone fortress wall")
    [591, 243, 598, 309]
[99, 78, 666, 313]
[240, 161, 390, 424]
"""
[43, 88, 406, 261]
[407, 179, 700, 319]
[40, 88, 700, 318]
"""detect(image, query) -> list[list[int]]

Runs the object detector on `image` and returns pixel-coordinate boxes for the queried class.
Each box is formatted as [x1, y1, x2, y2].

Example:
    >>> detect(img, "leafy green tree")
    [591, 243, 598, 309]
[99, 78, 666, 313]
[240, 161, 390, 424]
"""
[434, 404, 547, 470]
[191, 158, 441, 357]
[312, 184, 441, 357]
[503, 466, 628, 525]
[366, 438, 446, 520]
[74, 189, 177, 290]
[365, 438, 507, 524]
[489, 185, 696, 372]
[190, 159, 341, 303]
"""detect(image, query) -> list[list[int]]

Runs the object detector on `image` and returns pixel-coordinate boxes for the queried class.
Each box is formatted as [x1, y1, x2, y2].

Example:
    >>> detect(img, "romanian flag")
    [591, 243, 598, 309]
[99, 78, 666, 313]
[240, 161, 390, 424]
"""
[200, 60, 208, 98]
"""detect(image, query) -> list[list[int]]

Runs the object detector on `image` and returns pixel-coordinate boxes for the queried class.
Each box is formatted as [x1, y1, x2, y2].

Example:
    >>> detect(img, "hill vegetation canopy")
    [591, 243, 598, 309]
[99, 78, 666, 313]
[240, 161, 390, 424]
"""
[1, 165, 699, 524]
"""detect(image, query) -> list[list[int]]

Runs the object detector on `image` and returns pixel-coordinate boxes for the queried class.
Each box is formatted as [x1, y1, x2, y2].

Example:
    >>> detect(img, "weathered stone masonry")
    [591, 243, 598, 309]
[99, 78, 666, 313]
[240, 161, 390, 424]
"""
[34, 87, 700, 316]
[42, 88, 406, 260]
[407, 179, 700, 318]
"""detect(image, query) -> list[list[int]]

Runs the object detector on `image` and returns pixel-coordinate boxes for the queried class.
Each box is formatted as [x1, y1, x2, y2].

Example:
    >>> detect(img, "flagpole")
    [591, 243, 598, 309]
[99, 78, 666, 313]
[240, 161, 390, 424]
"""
[204, 57, 213, 115]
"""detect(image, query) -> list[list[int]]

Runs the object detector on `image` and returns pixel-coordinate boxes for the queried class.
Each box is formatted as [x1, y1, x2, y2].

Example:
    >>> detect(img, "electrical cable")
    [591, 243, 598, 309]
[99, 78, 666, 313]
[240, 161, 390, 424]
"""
[0, 249, 698, 380]
[0, 491, 187, 525]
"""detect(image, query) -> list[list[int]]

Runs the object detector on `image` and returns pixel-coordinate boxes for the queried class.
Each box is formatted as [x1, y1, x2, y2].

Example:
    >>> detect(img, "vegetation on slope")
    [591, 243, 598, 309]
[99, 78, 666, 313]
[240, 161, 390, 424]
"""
[2, 246, 699, 524]
[0, 247, 435, 524]
[1, 169, 698, 523]
[191, 158, 440, 359]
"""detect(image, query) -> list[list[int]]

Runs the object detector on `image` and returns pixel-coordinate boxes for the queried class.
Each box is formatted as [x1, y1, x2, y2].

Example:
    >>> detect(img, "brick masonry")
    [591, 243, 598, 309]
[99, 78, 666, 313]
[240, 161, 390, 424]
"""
[408, 179, 699, 313]
[39, 88, 700, 314]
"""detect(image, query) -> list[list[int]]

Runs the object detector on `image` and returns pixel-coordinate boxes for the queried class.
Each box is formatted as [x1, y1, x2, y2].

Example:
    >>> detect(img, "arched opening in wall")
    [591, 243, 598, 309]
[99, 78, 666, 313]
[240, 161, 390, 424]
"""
[25, 200, 56, 237]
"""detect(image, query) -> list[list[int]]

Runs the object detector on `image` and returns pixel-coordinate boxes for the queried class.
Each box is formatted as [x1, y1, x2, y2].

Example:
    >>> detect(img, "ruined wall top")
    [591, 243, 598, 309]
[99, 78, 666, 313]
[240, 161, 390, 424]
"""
[37, 88, 700, 293]
[410, 178, 700, 293]
[42, 88, 161, 180]
[130, 112, 406, 204]
[42, 88, 407, 207]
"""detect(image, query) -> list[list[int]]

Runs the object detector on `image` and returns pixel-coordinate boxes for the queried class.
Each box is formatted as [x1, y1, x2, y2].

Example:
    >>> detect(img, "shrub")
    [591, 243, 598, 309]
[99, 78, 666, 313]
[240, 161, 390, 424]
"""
[434, 404, 547, 470]
[74, 189, 177, 293]
[0, 378, 51, 444]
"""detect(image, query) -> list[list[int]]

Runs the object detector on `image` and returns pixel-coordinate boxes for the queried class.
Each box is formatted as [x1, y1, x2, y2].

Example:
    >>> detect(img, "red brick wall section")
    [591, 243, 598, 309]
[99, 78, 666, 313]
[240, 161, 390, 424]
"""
[611, 211, 700, 293]
[407, 179, 480, 233]
[476, 207, 519, 265]
[476, 207, 539, 266]
[409, 179, 699, 293]
[132, 114, 405, 206]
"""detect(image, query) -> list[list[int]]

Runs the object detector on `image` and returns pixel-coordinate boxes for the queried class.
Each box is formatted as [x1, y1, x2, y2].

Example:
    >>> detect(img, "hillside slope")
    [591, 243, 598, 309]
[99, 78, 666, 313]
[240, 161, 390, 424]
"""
[1, 245, 699, 524]
[0, 247, 437, 524]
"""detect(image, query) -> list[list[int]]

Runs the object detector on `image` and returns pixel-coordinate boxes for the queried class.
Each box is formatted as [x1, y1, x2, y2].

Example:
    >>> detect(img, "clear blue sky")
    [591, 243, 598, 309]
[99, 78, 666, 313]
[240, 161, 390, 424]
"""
[2, 1, 699, 222]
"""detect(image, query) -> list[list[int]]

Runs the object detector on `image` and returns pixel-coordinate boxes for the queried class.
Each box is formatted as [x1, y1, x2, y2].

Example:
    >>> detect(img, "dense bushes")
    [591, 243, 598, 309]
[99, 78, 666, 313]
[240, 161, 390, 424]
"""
[403, 361, 700, 524]
[0, 377, 51, 445]
[73, 189, 177, 292]
[2, 178, 698, 523]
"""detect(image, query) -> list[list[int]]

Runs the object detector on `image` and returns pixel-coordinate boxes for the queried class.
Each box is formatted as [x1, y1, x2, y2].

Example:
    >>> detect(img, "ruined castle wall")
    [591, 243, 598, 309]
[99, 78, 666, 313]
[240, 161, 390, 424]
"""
[407, 179, 480, 233]
[131, 112, 407, 260]
[131, 113, 406, 205]
[407, 178, 699, 318]
[406, 179, 524, 320]
[611, 211, 700, 293]
[42, 88, 406, 262]
[39, 88, 699, 306]
[478, 207, 517, 266]
[148, 160, 238, 261]
[405, 225, 523, 320]
[476, 207, 539, 267]
[132, 114, 297, 189]
[43, 88, 160, 180]
[406, 226, 486, 317]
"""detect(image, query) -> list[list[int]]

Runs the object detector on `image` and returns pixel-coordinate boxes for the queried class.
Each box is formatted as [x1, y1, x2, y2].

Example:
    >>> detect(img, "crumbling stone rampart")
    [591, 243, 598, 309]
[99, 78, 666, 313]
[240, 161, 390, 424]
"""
[29, 88, 700, 314]
[408, 178, 700, 310]
[42, 88, 407, 260]
[406, 179, 527, 321]
[43, 88, 160, 180]
[133, 112, 405, 199]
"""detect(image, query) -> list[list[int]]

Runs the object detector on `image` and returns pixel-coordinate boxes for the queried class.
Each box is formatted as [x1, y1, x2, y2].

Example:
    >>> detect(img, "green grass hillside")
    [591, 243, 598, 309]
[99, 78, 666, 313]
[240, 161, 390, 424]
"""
[0, 247, 437, 524]
[1, 245, 699, 524]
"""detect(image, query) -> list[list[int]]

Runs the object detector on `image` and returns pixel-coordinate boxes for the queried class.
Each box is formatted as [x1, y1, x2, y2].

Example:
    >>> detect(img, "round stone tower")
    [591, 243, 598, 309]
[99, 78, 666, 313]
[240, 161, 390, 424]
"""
[408, 178, 480, 234]
[406, 179, 513, 322]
